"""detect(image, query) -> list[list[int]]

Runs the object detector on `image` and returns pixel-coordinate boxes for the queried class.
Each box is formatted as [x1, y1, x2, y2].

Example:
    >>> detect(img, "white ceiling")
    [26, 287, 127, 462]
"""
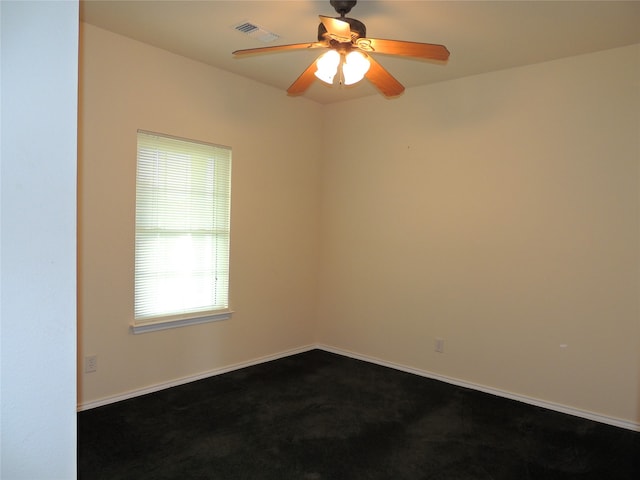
[80, 0, 640, 104]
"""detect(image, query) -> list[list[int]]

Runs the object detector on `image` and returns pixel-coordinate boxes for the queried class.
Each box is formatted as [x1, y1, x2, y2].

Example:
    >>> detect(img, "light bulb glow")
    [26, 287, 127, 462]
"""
[342, 51, 370, 86]
[314, 50, 340, 84]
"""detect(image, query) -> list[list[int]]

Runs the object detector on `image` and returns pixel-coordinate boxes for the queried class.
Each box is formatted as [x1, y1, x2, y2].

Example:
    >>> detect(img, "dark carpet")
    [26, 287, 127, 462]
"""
[78, 349, 639, 479]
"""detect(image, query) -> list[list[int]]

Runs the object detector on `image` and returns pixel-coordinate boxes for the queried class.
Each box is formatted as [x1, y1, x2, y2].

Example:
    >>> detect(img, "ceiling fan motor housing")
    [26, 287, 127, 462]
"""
[317, 17, 366, 43]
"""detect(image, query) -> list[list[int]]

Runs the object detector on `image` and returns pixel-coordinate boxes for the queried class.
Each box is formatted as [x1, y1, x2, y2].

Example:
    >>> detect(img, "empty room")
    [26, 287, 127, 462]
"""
[1, 1, 638, 479]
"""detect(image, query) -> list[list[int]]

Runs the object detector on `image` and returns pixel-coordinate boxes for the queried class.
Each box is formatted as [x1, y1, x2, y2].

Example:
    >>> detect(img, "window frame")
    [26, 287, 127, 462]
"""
[131, 130, 233, 334]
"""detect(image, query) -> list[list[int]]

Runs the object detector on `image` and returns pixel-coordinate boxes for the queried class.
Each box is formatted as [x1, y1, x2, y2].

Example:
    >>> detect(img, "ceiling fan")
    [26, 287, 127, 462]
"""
[232, 0, 450, 98]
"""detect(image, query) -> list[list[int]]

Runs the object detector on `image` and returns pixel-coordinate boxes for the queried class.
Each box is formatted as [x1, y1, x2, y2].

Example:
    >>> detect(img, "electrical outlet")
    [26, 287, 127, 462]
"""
[435, 338, 444, 353]
[85, 355, 98, 373]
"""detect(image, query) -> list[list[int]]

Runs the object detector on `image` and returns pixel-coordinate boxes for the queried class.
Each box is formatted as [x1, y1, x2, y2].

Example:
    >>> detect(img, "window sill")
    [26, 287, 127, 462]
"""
[130, 310, 233, 334]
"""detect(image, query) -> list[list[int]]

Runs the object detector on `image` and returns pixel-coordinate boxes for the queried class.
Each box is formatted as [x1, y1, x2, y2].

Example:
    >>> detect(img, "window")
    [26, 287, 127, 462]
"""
[132, 130, 232, 333]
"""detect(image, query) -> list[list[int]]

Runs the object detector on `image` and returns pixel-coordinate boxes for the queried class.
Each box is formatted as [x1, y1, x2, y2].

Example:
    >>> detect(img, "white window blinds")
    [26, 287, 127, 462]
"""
[135, 131, 231, 323]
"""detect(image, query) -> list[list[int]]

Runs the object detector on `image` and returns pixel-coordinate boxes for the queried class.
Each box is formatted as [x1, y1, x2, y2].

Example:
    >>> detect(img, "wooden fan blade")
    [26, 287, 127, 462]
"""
[233, 42, 326, 56]
[287, 59, 319, 96]
[365, 56, 405, 98]
[357, 38, 450, 61]
[319, 15, 351, 43]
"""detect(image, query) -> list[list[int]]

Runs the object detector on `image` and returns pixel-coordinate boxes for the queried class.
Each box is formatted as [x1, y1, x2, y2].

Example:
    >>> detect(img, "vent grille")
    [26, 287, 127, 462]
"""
[233, 21, 280, 43]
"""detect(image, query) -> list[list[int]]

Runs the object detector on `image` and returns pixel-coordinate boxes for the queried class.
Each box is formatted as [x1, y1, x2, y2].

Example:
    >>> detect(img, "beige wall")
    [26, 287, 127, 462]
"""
[79, 21, 639, 426]
[318, 44, 640, 424]
[78, 24, 322, 405]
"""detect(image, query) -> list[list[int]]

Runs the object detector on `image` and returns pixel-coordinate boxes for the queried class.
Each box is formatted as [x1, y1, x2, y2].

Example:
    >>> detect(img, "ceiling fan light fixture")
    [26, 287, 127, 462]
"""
[314, 49, 340, 84]
[342, 50, 370, 85]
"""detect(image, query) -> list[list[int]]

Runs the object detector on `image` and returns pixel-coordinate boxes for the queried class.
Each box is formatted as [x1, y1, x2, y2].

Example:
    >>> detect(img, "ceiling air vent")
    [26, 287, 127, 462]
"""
[233, 21, 280, 44]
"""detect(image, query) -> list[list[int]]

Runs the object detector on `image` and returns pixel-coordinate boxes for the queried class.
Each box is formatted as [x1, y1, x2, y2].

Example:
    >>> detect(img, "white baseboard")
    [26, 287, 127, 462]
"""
[78, 342, 640, 432]
[317, 343, 640, 432]
[77, 344, 316, 411]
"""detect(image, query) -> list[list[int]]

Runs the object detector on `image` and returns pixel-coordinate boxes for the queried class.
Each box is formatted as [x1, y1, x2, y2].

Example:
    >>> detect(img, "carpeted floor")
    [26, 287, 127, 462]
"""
[78, 349, 639, 479]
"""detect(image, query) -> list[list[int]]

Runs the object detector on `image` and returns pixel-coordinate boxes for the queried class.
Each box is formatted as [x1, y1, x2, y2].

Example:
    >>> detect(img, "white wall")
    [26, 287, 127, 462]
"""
[318, 44, 640, 426]
[78, 24, 323, 406]
[1, 1, 78, 479]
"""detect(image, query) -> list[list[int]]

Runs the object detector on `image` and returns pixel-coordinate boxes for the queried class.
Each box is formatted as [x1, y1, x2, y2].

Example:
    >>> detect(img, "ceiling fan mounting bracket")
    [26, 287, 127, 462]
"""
[330, 0, 357, 17]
